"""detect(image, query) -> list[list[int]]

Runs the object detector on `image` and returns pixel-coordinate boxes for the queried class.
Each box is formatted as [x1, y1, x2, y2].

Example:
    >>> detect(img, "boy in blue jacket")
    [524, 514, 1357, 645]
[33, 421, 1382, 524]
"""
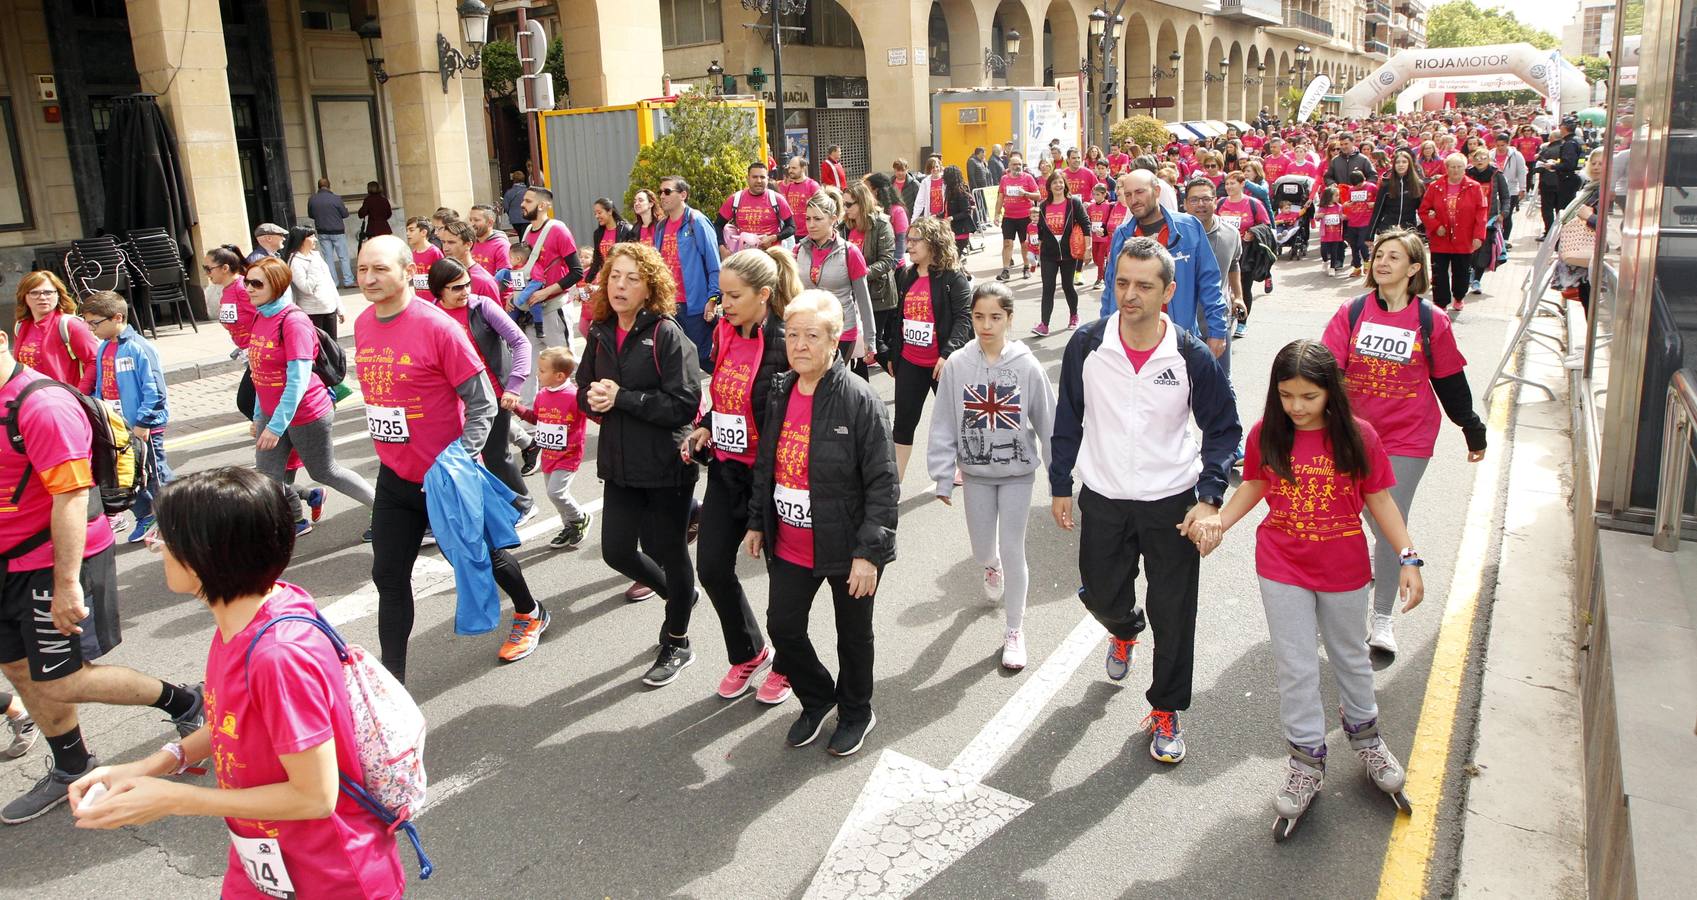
[81, 292, 172, 542]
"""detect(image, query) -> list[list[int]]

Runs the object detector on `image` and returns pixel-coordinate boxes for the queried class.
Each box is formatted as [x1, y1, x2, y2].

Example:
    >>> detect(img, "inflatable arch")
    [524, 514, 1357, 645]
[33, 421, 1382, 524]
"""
[1339, 43, 1588, 119]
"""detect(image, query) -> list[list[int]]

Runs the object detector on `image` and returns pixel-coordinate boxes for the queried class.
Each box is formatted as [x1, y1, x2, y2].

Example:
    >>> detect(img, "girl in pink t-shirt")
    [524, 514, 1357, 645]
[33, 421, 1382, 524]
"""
[1186, 339, 1424, 840]
[69, 467, 407, 899]
[1314, 187, 1347, 275]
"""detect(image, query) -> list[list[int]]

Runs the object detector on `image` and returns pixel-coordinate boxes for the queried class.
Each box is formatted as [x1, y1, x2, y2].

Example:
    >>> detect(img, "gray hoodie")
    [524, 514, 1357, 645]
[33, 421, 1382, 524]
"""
[927, 338, 1056, 496]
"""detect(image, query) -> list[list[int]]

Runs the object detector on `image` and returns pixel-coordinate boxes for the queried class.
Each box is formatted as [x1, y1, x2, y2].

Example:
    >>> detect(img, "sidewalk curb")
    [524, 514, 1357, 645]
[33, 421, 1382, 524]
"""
[163, 331, 359, 387]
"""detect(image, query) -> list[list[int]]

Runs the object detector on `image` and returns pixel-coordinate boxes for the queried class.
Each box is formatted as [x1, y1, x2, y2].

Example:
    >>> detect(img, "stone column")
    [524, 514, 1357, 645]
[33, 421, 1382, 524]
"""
[564, 0, 665, 108]
[847, 1, 932, 168]
[376, 0, 476, 218]
[127, 0, 247, 260]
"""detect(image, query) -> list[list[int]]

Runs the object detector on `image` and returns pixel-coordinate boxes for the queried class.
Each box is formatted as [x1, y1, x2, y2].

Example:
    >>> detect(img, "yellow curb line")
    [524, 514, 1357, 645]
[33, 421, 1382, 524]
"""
[1375, 377, 1515, 897]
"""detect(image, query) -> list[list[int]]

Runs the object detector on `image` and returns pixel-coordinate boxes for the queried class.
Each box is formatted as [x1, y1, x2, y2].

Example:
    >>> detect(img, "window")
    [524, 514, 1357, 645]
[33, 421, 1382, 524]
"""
[0, 99, 33, 231]
[928, 5, 950, 76]
[661, 0, 723, 48]
[301, 0, 353, 32]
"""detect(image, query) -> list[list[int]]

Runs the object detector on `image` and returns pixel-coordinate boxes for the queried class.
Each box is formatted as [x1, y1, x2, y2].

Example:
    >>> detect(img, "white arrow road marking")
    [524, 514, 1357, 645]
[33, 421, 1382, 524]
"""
[804, 612, 1107, 900]
[318, 498, 604, 627]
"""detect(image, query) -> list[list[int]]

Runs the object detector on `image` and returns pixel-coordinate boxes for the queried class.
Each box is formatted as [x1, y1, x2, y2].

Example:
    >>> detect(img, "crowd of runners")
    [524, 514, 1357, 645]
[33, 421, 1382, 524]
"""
[0, 102, 1598, 893]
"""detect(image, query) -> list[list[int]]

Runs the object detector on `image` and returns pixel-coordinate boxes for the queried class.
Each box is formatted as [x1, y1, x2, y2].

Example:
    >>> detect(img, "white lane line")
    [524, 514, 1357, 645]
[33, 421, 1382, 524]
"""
[803, 612, 1106, 900]
[416, 753, 504, 816]
[317, 497, 605, 628]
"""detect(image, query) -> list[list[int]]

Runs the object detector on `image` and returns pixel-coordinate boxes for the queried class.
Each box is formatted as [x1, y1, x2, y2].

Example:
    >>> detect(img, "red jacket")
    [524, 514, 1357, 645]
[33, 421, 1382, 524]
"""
[1417, 177, 1488, 255]
[820, 157, 847, 191]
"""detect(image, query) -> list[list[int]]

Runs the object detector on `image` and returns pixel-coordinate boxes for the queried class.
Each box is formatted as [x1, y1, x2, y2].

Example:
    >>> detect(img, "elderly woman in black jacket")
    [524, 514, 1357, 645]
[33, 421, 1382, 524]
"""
[578, 242, 705, 688]
[679, 247, 802, 703]
[744, 289, 899, 757]
[890, 216, 973, 483]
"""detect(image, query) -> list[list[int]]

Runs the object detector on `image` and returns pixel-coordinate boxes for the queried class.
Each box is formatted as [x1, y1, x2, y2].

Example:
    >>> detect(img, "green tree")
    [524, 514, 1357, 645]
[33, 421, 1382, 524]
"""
[1567, 54, 1609, 86]
[1110, 115, 1171, 152]
[1426, 0, 1558, 50]
[478, 37, 567, 106]
[625, 93, 763, 218]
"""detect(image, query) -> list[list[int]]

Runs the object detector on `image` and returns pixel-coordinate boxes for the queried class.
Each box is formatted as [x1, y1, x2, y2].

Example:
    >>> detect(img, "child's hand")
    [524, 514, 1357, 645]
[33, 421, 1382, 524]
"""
[1399, 566, 1425, 612]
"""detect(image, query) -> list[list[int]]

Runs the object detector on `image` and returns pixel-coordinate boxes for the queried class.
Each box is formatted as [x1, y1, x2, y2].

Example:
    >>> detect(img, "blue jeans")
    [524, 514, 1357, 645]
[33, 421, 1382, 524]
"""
[318, 233, 354, 286]
[132, 430, 174, 520]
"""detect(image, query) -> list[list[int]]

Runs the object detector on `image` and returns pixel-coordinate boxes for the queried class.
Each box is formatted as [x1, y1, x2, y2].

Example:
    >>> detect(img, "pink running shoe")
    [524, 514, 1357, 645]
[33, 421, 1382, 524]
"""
[755, 670, 793, 705]
[717, 646, 774, 699]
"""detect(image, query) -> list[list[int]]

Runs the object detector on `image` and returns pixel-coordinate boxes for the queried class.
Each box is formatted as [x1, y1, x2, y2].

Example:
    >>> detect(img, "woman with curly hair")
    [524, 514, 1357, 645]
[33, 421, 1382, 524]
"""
[12, 271, 98, 393]
[577, 242, 706, 687]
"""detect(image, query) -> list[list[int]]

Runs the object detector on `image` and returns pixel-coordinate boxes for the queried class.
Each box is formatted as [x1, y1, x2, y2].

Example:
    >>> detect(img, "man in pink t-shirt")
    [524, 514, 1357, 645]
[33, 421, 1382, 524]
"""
[352, 235, 549, 681]
[0, 329, 208, 825]
[715, 161, 796, 254]
[468, 204, 510, 276]
[995, 152, 1042, 280]
[780, 157, 821, 225]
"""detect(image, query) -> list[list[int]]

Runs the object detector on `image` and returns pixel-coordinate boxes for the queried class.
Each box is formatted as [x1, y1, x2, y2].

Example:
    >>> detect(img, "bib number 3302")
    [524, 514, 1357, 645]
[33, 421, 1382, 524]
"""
[231, 832, 296, 899]
[365, 405, 411, 443]
[1354, 321, 1417, 364]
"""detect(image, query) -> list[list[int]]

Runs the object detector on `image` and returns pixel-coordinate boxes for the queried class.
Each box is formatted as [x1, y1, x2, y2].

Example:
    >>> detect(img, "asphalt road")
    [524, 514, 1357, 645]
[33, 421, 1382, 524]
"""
[0, 233, 1522, 898]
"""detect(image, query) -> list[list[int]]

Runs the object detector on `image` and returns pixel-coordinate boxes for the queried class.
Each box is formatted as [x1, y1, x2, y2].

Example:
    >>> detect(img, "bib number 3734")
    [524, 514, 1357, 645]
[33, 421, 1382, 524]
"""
[1354, 321, 1417, 364]
[773, 483, 812, 528]
[231, 832, 296, 899]
[365, 405, 411, 443]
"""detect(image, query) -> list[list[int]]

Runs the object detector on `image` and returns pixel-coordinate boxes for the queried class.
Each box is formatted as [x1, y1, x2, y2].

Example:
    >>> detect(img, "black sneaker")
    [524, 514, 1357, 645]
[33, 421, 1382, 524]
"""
[826, 712, 878, 757]
[563, 511, 592, 548]
[520, 442, 543, 477]
[996, 267, 1011, 282]
[786, 706, 834, 748]
[547, 528, 574, 550]
[1, 756, 97, 824]
[169, 683, 206, 737]
[4, 715, 38, 759]
[362, 526, 375, 543]
[641, 641, 695, 687]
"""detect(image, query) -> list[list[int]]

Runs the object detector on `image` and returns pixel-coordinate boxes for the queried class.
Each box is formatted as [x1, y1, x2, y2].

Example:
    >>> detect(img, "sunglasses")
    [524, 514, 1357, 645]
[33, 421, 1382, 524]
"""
[659, 188, 679, 195]
[244, 278, 266, 289]
[447, 282, 471, 292]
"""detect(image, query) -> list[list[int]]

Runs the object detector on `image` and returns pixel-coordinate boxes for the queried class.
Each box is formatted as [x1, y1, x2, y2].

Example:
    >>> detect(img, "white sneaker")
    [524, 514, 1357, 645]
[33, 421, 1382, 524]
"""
[983, 565, 1004, 603]
[1368, 613, 1398, 654]
[1001, 629, 1027, 671]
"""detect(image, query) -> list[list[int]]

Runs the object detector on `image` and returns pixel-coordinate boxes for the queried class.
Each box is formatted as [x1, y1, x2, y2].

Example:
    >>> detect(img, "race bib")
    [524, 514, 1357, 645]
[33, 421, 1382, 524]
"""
[902, 318, 934, 346]
[1351, 190, 1369, 203]
[115, 356, 135, 373]
[774, 483, 812, 528]
[412, 274, 430, 291]
[219, 303, 239, 324]
[711, 411, 749, 455]
[1006, 186, 1023, 198]
[1355, 321, 1417, 364]
[365, 404, 411, 443]
[1323, 214, 1342, 226]
[231, 832, 295, 899]
[534, 422, 569, 452]
[1219, 214, 1243, 232]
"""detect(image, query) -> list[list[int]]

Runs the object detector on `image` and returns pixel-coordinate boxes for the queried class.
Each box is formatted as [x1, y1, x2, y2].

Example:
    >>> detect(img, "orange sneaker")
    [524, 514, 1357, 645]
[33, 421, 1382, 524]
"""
[498, 607, 551, 663]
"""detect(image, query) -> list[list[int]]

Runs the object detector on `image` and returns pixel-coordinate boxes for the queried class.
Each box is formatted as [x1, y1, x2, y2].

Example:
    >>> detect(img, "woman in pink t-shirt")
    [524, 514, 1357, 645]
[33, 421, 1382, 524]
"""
[1187, 340, 1423, 840]
[69, 467, 406, 899]
[11, 271, 97, 394]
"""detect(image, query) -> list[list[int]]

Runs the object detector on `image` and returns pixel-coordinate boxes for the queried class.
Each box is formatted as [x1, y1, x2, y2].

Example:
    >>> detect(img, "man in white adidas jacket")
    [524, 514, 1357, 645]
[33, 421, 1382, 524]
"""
[1049, 236, 1241, 766]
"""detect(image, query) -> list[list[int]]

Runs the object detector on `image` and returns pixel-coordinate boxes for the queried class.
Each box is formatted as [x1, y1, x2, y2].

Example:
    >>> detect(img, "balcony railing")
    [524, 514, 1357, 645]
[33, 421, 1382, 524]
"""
[1367, 1, 1392, 22]
[1284, 8, 1335, 37]
[1365, 39, 1390, 56]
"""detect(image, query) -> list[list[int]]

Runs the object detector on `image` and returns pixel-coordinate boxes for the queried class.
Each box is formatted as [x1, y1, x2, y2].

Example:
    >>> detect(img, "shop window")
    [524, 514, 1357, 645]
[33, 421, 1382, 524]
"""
[928, 4, 950, 77]
[0, 99, 33, 231]
[301, 0, 353, 32]
[661, 0, 723, 48]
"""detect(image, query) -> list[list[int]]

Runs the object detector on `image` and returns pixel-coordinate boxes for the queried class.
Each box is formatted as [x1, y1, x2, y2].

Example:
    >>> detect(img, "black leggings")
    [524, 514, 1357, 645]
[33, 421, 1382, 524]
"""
[1345, 225, 1371, 268]
[600, 480, 697, 644]
[1540, 186, 1560, 234]
[696, 459, 765, 665]
[1321, 240, 1346, 269]
[1501, 195, 1519, 242]
[1430, 252, 1472, 308]
[767, 555, 878, 721]
[1039, 253, 1079, 325]
[371, 464, 536, 683]
[892, 354, 937, 445]
[1239, 268, 1257, 323]
[873, 308, 900, 362]
[482, 408, 529, 500]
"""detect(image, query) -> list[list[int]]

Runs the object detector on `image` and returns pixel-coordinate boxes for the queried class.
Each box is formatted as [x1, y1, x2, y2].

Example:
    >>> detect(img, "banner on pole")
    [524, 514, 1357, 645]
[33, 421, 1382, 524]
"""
[1543, 49, 1564, 120]
[1297, 75, 1332, 123]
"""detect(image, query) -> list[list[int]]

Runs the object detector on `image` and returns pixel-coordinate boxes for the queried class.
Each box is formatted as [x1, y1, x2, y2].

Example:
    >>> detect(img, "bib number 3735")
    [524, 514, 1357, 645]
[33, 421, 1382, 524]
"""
[1355, 321, 1417, 364]
[365, 405, 411, 443]
[231, 832, 296, 899]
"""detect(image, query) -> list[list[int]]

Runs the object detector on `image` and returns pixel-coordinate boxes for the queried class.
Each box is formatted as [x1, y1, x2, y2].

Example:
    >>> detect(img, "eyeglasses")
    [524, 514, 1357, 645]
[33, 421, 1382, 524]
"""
[244, 278, 266, 289]
[25, 289, 59, 299]
[83, 316, 113, 328]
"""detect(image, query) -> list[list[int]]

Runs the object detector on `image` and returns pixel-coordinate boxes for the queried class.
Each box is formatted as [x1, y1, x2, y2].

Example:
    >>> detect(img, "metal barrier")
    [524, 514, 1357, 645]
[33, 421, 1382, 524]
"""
[1652, 368, 1697, 551]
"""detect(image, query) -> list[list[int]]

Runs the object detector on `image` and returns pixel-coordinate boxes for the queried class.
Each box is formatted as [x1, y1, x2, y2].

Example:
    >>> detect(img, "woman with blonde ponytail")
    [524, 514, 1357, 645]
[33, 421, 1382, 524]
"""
[679, 246, 801, 702]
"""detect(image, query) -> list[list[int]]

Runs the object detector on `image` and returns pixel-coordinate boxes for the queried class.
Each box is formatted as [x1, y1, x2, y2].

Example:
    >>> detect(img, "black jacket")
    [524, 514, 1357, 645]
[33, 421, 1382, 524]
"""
[946, 187, 977, 239]
[1033, 196, 1091, 260]
[1370, 177, 1424, 235]
[1325, 151, 1377, 188]
[707, 310, 789, 454]
[576, 309, 703, 488]
[897, 177, 920, 216]
[890, 266, 973, 363]
[587, 221, 638, 284]
[748, 364, 898, 576]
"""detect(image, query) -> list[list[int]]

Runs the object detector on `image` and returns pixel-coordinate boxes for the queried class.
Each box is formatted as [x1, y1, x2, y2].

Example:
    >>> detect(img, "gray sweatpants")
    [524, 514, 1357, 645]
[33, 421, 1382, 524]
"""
[1258, 576, 1379, 748]
[544, 469, 584, 522]
[962, 477, 1034, 630]
[256, 406, 376, 515]
[1366, 455, 1428, 617]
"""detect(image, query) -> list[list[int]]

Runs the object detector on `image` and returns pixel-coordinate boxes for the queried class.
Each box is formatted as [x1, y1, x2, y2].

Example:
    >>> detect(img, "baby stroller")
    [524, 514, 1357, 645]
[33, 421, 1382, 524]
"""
[1270, 174, 1315, 259]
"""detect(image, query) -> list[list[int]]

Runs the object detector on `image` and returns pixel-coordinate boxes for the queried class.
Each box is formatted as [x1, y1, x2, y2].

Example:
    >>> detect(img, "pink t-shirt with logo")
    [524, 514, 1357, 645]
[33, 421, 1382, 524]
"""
[1242, 420, 1395, 592]
[1063, 167, 1098, 201]
[0, 368, 115, 572]
[999, 172, 1041, 220]
[204, 583, 405, 899]
[13, 311, 97, 394]
[219, 281, 259, 351]
[1321, 294, 1468, 458]
[409, 245, 444, 305]
[780, 179, 821, 221]
[354, 299, 486, 482]
[528, 382, 586, 474]
[900, 274, 940, 368]
[710, 319, 766, 466]
[660, 217, 687, 307]
[248, 309, 332, 428]
[773, 388, 815, 569]
[523, 221, 579, 291]
[717, 190, 794, 240]
[471, 235, 509, 277]
[1215, 196, 1266, 237]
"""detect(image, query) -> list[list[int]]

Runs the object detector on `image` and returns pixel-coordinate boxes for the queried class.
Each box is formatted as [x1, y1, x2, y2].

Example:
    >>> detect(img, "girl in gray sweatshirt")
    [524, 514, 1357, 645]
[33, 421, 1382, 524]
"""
[927, 282, 1056, 671]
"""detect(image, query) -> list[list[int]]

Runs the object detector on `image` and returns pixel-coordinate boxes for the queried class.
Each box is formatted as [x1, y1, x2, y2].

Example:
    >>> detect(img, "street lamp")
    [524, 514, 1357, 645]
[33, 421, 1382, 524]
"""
[437, 0, 489, 93]
[1245, 63, 1266, 86]
[707, 60, 725, 96]
[1204, 57, 1230, 83]
[355, 18, 388, 85]
[984, 29, 1022, 81]
[741, 0, 809, 166]
[1152, 50, 1180, 93]
[1083, 4, 1125, 147]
